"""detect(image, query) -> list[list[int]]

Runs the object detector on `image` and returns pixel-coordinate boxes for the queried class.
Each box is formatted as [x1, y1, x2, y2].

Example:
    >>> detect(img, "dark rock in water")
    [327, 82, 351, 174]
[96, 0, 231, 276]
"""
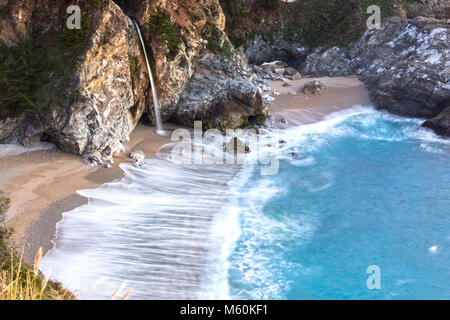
[226, 137, 251, 155]
[423, 106, 450, 136]
[303, 81, 325, 95]
[289, 152, 300, 159]
[300, 16, 450, 136]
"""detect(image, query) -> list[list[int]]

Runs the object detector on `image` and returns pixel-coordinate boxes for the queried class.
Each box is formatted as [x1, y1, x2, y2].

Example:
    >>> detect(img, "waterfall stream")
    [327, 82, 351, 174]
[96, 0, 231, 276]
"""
[132, 19, 165, 135]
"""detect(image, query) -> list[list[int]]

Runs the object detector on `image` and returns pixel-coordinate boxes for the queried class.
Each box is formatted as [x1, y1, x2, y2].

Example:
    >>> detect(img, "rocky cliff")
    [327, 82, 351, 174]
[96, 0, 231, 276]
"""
[0, 0, 265, 164]
[301, 17, 449, 133]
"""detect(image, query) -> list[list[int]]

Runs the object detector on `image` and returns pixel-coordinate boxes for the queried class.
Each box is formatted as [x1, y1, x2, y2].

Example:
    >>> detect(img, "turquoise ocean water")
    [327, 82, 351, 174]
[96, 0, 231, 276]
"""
[42, 106, 450, 299]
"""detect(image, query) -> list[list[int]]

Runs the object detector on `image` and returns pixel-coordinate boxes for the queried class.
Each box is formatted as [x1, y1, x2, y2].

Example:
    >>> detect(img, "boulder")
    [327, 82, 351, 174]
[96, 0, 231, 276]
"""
[130, 150, 146, 167]
[303, 81, 325, 95]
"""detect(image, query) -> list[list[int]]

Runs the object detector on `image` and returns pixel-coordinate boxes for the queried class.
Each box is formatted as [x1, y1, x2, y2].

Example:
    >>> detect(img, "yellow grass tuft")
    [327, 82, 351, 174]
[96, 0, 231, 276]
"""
[33, 247, 42, 277]
[0, 249, 74, 300]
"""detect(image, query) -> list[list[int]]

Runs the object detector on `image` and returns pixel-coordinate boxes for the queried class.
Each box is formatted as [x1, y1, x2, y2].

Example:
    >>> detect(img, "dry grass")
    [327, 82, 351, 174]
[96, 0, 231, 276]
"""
[0, 248, 74, 300]
[1, 248, 134, 300]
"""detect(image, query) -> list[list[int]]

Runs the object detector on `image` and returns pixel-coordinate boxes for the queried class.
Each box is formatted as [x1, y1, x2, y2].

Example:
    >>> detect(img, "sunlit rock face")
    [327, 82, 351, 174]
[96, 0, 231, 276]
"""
[0, 0, 264, 164]
[113, 0, 261, 128]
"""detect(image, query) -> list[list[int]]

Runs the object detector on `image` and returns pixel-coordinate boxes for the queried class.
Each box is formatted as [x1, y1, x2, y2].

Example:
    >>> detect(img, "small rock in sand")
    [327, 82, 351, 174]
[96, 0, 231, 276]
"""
[284, 67, 302, 80]
[130, 150, 145, 167]
[274, 68, 285, 76]
[226, 137, 251, 155]
[303, 80, 325, 95]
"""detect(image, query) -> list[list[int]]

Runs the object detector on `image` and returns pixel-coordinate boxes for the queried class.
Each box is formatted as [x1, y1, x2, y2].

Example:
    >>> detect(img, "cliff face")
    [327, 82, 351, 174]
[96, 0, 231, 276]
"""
[0, 0, 265, 164]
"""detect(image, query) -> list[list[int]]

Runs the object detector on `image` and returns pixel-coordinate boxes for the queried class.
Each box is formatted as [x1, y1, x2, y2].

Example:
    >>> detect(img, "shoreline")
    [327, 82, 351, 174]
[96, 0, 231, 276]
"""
[0, 75, 371, 264]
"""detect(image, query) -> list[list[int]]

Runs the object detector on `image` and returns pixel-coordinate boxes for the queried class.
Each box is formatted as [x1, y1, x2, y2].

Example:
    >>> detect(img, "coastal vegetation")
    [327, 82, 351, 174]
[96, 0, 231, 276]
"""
[147, 6, 182, 59]
[220, 0, 422, 49]
[0, 40, 47, 119]
[0, 191, 73, 300]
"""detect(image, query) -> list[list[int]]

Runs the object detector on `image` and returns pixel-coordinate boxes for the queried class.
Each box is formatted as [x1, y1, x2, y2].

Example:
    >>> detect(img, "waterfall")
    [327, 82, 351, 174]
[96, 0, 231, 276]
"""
[132, 19, 165, 135]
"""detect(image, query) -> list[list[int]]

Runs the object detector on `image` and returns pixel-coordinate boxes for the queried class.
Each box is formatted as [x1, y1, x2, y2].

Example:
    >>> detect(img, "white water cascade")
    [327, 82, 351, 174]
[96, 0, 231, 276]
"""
[132, 19, 166, 135]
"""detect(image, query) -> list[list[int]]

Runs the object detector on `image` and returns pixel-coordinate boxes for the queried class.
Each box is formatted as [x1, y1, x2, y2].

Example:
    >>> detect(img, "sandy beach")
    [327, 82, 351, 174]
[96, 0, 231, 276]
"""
[0, 75, 371, 264]
[0, 124, 174, 262]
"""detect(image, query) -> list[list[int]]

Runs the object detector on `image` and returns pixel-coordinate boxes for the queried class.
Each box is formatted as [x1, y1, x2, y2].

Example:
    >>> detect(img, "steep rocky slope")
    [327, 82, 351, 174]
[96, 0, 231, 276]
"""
[0, 0, 265, 164]
[221, 0, 449, 136]
[302, 17, 449, 119]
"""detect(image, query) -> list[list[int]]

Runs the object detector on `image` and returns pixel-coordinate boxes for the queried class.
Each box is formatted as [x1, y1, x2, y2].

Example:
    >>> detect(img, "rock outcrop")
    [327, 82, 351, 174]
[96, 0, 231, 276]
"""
[300, 16, 449, 134]
[301, 47, 352, 77]
[174, 53, 265, 130]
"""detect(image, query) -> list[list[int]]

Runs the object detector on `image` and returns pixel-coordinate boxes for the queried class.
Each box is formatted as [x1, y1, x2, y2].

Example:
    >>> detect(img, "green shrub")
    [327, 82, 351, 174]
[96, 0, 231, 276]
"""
[0, 191, 12, 262]
[0, 40, 48, 118]
[147, 6, 182, 59]
[222, 0, 409, 49]
[203, 23, 233, 57]
[129, 56, 137, 74]
[62, 13, 92, 47]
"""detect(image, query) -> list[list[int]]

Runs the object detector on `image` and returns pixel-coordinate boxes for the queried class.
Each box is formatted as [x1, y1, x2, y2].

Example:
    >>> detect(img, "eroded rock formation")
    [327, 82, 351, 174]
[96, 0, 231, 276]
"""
[0, 0, 265, 164]
[300, 17, 449, 134]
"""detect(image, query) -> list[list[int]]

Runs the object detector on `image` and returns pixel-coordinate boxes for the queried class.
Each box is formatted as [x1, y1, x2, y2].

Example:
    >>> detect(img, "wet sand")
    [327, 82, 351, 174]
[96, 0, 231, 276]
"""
[0, 75, 372, 264]
[0, 124, 174, 263]
[267, 76, 371, 128]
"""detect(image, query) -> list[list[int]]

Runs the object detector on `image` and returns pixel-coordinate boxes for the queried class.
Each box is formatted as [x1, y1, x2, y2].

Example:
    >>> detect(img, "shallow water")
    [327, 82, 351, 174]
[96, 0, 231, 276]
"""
[42, 106, 450, 299]
[225, 107, 450, 299]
